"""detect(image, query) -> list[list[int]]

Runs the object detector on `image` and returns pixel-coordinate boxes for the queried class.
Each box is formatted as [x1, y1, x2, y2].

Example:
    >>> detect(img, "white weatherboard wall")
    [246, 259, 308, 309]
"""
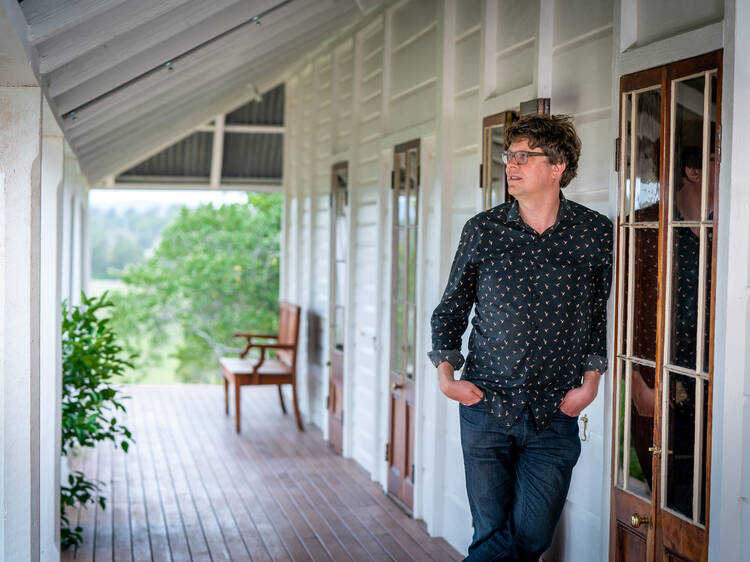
[280, 0, 748, 559]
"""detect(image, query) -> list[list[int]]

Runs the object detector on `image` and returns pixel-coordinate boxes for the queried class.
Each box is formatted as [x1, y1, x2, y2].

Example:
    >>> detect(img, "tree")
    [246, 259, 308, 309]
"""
[111, 193, 282, 382]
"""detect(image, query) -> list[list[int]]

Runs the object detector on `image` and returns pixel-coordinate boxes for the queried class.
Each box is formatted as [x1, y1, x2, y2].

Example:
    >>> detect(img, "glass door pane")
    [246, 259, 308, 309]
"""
[481, 111, 516, 210]
[332, 164, 348, 351]
[615, 87, 662, 502]
[660, 70, 717, 528]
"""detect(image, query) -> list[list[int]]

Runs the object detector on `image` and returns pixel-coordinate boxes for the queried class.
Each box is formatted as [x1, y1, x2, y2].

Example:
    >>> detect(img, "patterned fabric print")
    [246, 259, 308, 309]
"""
[429, 192, 613, 431]
[670, 220, 712, 371]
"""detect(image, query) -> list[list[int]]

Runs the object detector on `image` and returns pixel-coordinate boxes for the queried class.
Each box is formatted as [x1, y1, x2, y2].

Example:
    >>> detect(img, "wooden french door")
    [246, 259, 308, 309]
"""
[481, 111, 516, 209]
[386, 139, 420, 513]
[611, 50, 721, 562]
[328, 162, 348, 454]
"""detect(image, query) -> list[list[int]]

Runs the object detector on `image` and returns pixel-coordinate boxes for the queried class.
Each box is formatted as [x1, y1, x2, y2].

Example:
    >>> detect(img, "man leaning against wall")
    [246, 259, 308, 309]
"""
[429, 114, 613, 562]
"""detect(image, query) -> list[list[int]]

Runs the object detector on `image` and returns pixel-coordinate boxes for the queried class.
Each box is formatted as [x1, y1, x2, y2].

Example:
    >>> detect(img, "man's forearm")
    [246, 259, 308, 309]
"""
[437, 361, 456, 390]
[581, 370, 601, 395]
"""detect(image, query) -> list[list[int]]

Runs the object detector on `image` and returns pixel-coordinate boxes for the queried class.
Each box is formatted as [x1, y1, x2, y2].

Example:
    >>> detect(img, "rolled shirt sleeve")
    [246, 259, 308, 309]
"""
[429, 218, 480, 371]
[584, 217, 614, 374]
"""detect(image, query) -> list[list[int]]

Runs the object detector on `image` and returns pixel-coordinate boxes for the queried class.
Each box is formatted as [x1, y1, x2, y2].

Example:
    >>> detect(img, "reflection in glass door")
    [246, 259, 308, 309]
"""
[328, 162, 348, 454]
[387, 139, 419, 513]
[612, 51, 721, 562]
[481, 111, 516, 209]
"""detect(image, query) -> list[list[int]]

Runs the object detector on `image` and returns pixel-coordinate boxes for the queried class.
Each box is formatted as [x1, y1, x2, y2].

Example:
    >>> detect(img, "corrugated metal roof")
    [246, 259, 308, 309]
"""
[226, 84, 284, 125]
[222, 133, 283, 179]
[116, 84, 284, 183]
[120, 131, 213, 178]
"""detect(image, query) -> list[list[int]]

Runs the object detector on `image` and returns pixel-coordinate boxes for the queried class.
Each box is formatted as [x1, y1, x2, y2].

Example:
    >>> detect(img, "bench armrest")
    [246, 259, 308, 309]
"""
[239, 341, 295, 359]
[233, 332, 278, 340]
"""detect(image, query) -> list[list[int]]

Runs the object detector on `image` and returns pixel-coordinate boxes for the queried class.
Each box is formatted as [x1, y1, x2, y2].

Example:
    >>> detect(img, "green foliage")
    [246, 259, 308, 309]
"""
[90, 205, 180, 279]
[110, 193, 283, 382]
[61, 292, 135, 548]
[60, 471, 105, 549]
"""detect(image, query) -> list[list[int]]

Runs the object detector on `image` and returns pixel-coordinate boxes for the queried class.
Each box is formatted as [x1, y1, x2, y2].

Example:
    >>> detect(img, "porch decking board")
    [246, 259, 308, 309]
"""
[176, 386, 308, 561]
[168, 386, 287, 562]
[140, 394, 193, 562]
[61, 384, 462, 561]
[94, 442, 114, 562]
[112, 438, 133, 562]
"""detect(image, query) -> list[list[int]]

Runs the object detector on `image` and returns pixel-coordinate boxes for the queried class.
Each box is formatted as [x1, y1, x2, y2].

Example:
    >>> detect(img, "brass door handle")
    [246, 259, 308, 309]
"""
[630, 513, 652, 528]
[392, 383, 404, 391]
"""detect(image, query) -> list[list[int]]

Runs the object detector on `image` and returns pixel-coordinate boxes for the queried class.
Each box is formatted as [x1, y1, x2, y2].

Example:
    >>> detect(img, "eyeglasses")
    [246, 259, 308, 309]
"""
[501, 150, 548, 165]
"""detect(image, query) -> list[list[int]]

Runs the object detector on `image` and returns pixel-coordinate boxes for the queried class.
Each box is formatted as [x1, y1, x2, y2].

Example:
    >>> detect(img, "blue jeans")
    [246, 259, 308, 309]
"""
[460, 403, 581, 562]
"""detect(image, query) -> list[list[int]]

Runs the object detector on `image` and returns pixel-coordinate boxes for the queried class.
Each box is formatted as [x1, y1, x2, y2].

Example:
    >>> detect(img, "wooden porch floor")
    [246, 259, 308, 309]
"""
[62, 384, 462, 562]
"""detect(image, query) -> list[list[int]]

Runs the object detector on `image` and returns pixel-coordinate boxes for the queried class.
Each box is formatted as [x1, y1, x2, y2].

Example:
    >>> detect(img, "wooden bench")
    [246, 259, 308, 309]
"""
[219, 302, 303, 432]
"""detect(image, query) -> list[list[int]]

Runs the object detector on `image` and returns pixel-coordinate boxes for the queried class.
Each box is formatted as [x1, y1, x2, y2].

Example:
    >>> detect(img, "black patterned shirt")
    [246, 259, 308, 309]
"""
[429, 192, 613, 431]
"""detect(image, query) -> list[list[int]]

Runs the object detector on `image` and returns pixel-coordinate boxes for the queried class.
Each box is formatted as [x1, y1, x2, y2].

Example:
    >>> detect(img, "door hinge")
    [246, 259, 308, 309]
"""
[411, 464, 415, 484]
[390, 170, 395, 190]
[326, 394, 330, 410]
[417, 165, 421, 186]
[614, 137, 620, 172]
[648, 445, 662, 456]
[329, 192, 333, 208]
[385, 443, 390, 462]
[479, 163, 483, 188]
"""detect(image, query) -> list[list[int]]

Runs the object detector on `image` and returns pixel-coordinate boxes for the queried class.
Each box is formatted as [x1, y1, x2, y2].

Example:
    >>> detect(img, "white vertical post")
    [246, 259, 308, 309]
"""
[80, 182, 89, 297]
[0, 82, 43, 562]
[62, 145, 76, 305]
[64, 154, 88, 306]
[39, 101, 64, 561]
[536, 0, 554, 98]
[709, 0, 750, 560]
[209, 114, 225, 189]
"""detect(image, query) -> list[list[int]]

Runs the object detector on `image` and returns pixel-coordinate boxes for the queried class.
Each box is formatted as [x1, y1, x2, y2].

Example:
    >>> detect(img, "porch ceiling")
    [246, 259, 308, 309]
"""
[15, 0, 365, 185]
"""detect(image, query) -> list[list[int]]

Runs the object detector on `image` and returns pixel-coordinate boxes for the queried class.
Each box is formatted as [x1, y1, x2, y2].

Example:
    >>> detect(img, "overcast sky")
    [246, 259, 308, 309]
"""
[89, 189, 250, 211]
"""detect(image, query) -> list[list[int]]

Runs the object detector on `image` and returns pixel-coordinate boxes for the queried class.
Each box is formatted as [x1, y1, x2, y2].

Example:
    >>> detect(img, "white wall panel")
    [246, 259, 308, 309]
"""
[554, 0, 613, 46]
[453, 94, 480, 150]
[386, 0, 438, 132]
[636, 0, 722, 47]
[494, 43, 536, 97]
[455, 34, 480, 93]
[552, 32, 613, 115]
[455, 0, 483, 35]
[391, 0, 437, 46]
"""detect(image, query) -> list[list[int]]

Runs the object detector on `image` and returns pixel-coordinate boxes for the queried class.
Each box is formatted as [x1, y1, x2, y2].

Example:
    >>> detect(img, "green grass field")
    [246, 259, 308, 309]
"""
[89, 279, 182, 385]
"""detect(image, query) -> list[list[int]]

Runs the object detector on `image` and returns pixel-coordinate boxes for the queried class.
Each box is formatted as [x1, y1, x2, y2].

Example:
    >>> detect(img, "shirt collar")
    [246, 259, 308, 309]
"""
[506, 190, 574, 226]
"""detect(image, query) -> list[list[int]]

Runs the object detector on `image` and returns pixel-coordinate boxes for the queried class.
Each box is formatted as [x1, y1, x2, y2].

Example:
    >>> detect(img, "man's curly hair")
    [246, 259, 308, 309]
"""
[504, 114, 581, 188]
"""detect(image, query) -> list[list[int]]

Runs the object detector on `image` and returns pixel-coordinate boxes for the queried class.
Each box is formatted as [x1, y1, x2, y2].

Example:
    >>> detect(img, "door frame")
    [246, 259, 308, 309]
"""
[381, 136, 425, 515]
[328, 160, 349, 454]
[609, 49, 722, 562]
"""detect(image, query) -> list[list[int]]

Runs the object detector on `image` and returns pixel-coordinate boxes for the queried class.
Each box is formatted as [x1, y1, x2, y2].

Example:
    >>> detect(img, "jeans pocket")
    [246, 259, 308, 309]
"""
[459, 402, 490, 428]
[550, 410, 580, 436]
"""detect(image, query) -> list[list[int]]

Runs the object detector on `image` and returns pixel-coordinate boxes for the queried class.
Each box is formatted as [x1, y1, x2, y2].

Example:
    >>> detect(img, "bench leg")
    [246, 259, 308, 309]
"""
[234, 383, 242, 433]
[224, 377, 229, 415]
[291, 381, 303, 431]
[277, 384, 287, 414]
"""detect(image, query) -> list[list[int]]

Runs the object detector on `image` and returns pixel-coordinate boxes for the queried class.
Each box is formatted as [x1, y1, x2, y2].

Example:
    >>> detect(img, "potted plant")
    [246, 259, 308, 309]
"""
[60, 292, 135, 548]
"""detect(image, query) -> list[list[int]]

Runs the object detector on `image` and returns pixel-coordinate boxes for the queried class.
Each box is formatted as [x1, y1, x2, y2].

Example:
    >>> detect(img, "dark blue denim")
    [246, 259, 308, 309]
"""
[460, 402, 581, 562]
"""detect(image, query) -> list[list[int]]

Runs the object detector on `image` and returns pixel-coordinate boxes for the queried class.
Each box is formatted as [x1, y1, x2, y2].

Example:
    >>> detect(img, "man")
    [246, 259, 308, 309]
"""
[429, 114, 613, 561]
